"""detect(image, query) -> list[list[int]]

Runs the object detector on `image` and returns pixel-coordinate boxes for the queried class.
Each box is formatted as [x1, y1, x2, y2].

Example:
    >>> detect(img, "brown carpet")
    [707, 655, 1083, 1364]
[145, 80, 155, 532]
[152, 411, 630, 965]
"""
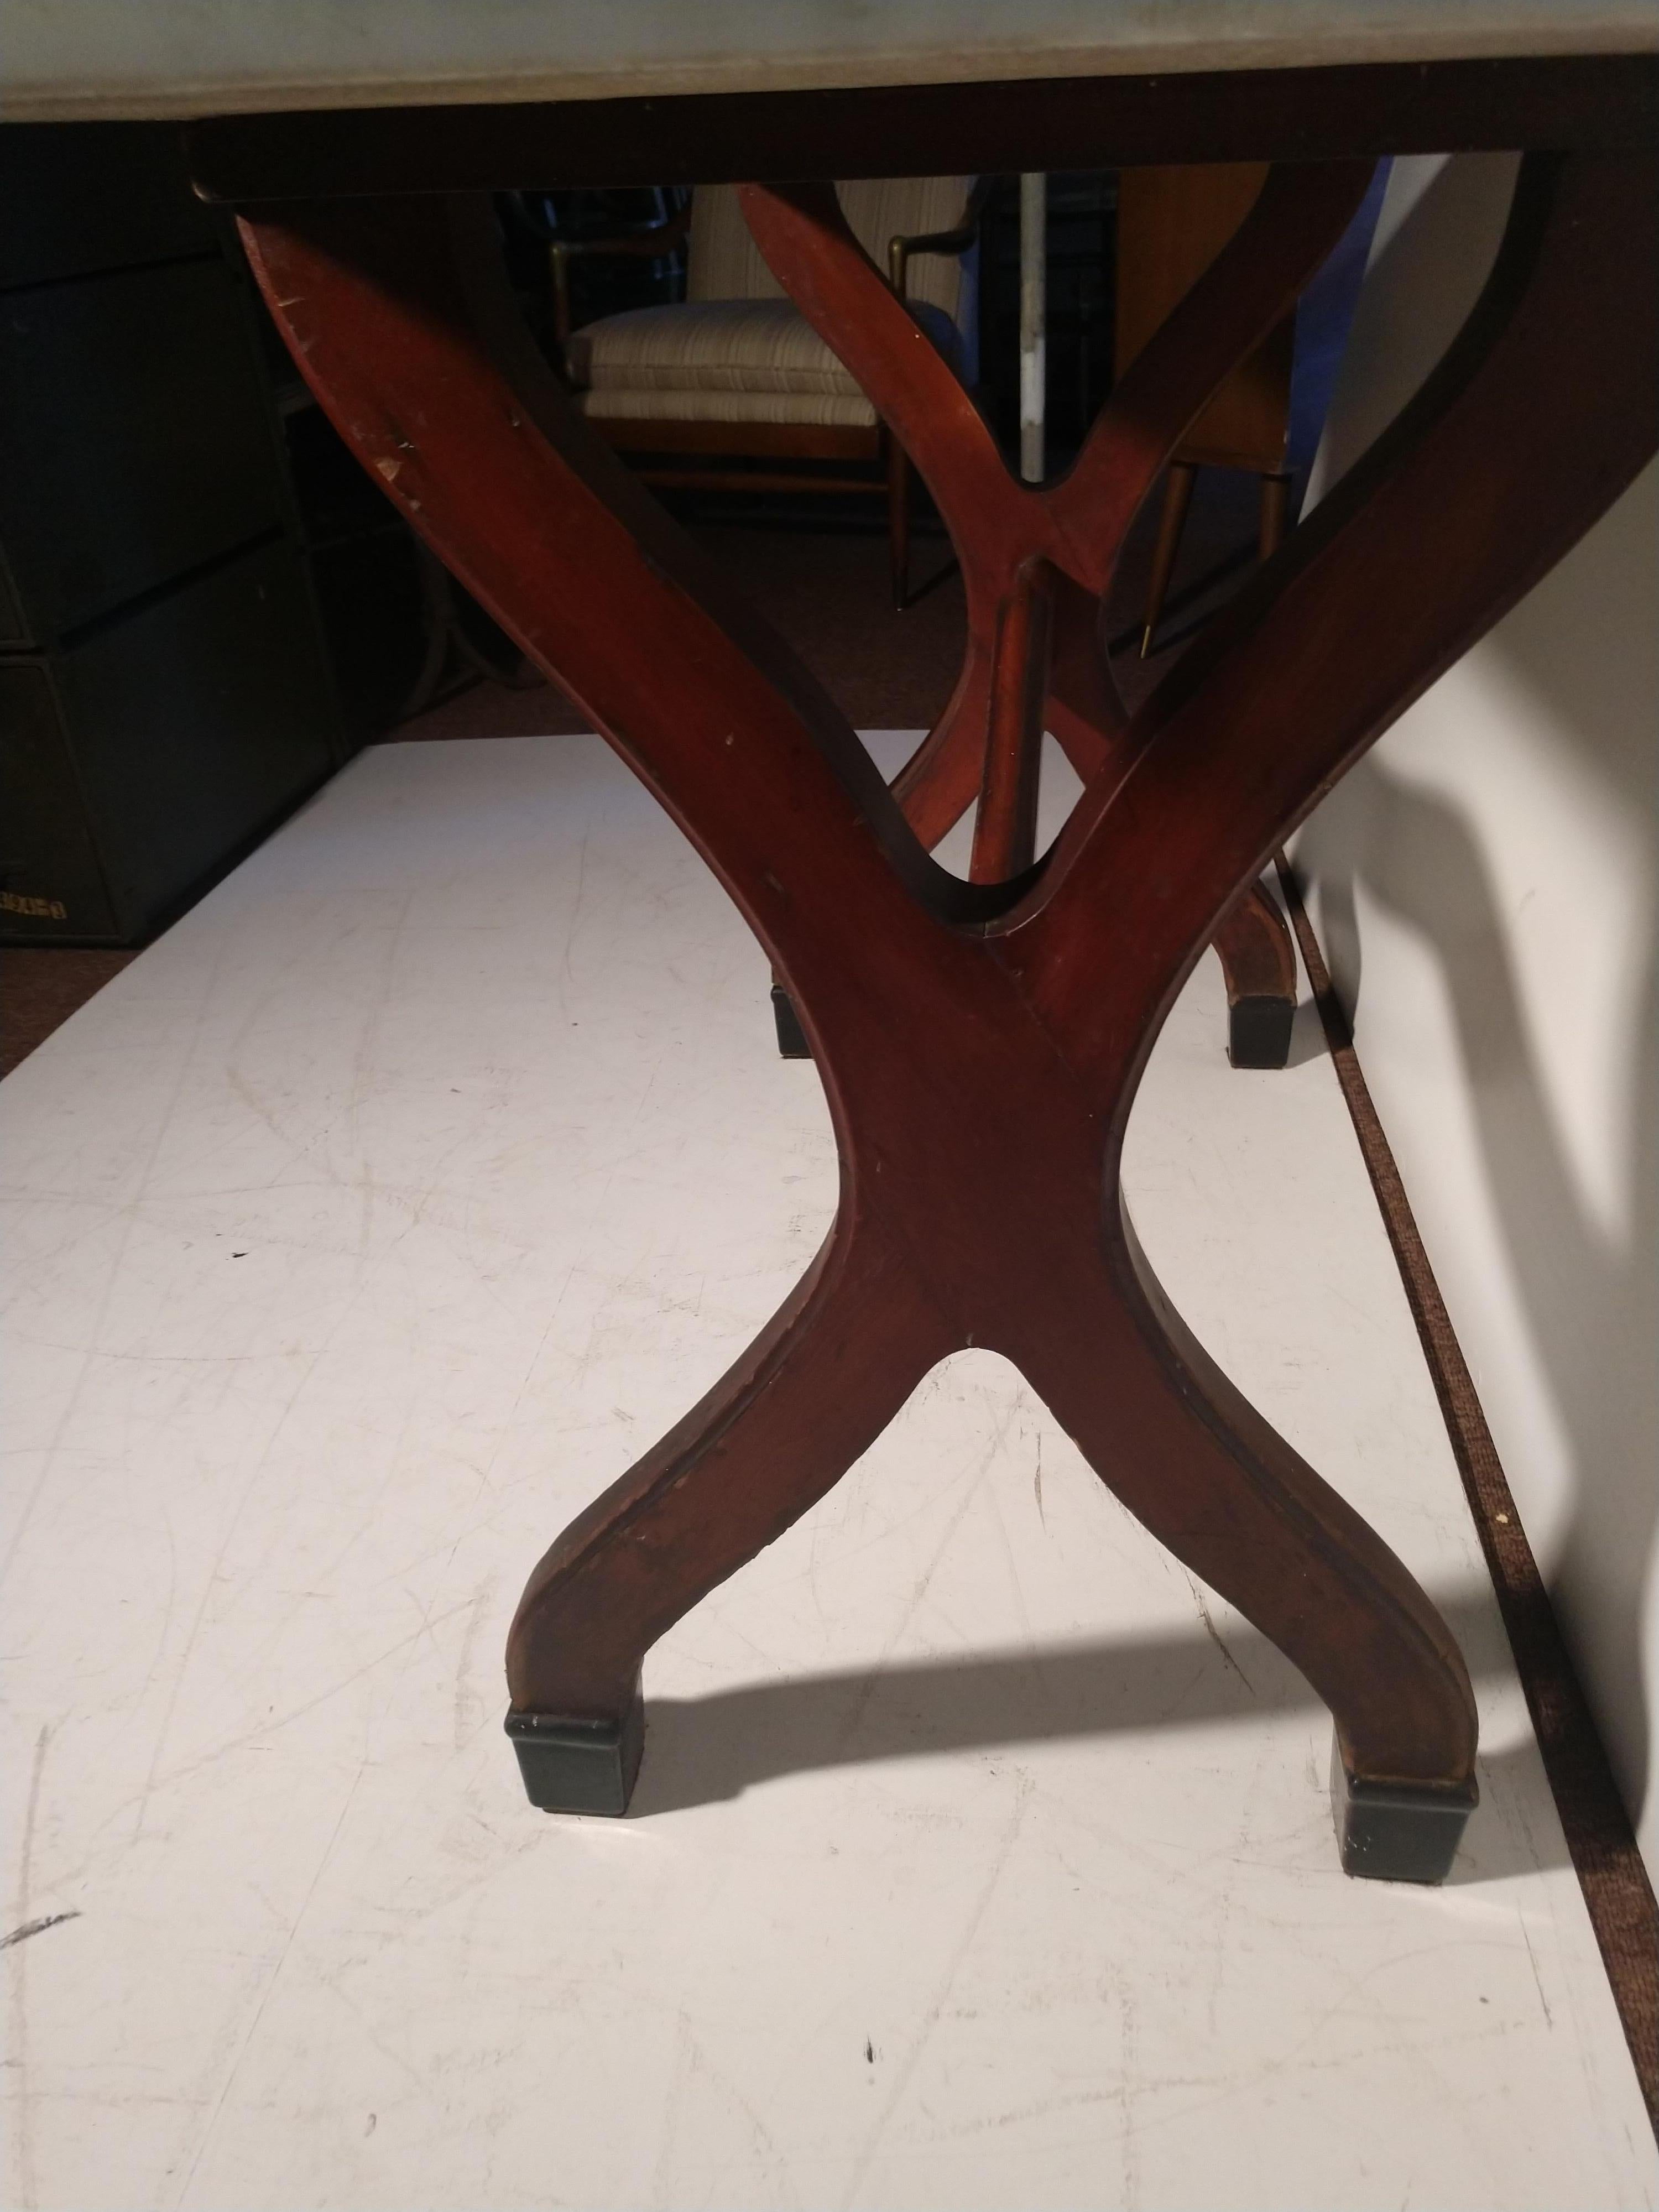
[0, 949, 137, 1078]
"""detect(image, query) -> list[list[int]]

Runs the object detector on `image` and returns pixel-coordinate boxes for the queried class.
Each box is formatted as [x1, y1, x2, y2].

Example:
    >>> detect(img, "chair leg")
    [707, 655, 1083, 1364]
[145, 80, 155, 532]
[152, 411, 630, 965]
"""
[1139, 460, 1197, 658]
[1259, 469, 1292, 561]
[886, 431, 911, 611]
[770, 978, 811, 1058]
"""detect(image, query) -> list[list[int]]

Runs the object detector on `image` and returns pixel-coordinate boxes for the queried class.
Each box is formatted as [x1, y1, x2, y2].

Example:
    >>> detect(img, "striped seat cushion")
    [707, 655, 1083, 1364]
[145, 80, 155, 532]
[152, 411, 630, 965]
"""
[685, 180, 969, 319]
[569, 296, 964, 429]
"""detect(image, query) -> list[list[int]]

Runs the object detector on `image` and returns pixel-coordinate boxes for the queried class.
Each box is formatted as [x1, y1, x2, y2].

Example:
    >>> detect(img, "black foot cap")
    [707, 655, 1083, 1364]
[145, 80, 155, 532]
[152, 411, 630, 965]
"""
[771, 983, 812, 1060]
[507, 1692, 644, 1817]
[1228, 994, 1296, 1070]
[1331, 1734, 1478, 1884]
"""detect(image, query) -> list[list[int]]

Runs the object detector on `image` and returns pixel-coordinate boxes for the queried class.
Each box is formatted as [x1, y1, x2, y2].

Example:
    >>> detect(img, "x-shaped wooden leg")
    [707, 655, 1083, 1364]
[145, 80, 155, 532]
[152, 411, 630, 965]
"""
[238, 145, 1655, 1879]
[747, 164, 1373, 1064]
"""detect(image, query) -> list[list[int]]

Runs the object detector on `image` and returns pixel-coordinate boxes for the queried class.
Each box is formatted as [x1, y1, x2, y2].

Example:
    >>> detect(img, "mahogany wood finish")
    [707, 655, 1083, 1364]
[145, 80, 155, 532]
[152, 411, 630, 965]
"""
[233, 113, 1655, 1880]
[742, 163, 1374, 847]
[740, 164, 1359, 1056]
[1117, 163, 1295, 476]
[972, 555, 1054, 881]
[1119, 165, 1298, 664]
[1140, 457, 1199, 658]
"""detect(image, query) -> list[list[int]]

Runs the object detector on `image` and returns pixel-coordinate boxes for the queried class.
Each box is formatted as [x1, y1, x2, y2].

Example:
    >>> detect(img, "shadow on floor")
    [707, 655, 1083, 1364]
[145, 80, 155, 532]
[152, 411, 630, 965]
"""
[628, 1587, 1566, 1881]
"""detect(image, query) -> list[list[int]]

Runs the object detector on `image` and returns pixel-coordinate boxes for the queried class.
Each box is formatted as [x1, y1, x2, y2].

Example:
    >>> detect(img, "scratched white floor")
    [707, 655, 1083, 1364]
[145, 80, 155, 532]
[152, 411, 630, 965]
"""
[2, 732, 1653, 2212]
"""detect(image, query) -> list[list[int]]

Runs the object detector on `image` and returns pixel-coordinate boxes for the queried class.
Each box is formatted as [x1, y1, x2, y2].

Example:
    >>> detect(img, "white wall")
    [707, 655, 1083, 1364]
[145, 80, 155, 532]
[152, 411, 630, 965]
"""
[1293, 154, 1659, 1866]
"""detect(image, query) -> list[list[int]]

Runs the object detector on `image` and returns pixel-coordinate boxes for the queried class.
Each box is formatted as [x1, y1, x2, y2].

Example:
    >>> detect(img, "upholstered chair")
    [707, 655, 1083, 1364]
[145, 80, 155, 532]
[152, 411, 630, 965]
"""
[559, 178, 982, 608]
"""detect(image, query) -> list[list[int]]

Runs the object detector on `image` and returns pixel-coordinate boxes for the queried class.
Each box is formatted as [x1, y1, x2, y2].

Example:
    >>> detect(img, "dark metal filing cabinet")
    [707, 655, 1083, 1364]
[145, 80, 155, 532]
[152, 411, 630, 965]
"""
[0, 123, 347, 944]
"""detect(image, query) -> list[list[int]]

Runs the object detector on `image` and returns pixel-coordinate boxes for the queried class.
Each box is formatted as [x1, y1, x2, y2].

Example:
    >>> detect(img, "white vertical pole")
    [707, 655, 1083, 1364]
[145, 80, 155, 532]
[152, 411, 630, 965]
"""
[1018, 171, 1047, 483]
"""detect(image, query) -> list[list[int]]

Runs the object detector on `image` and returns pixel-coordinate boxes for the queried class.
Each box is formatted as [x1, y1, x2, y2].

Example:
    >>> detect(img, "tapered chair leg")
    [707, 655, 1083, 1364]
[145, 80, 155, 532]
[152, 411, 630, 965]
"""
[771, 978, 811, 1058]
[886, 431, 912, 611]
[1140, 459, 1197, 657]
[1259, 468, 1293, 560]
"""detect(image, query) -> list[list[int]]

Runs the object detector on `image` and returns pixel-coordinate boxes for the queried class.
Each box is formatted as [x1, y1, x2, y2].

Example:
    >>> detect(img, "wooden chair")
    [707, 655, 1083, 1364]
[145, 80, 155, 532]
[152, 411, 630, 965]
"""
[1117, 165, 1297, 655]
[557, 178, 982, 610]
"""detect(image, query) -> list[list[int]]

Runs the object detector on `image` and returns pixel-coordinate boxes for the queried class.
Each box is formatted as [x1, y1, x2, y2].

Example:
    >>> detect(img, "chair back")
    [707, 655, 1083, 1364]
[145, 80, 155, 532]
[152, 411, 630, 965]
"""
[688, 178, 972, 324]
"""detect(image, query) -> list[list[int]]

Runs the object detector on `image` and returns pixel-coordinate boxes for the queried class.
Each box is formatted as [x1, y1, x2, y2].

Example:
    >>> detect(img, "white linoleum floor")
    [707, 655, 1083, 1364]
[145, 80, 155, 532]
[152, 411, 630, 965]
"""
[2, 732, 1653, 2211]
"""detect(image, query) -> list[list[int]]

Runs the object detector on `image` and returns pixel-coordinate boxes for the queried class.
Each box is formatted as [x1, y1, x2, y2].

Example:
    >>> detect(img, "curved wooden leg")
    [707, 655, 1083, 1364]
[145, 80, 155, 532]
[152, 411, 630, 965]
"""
[1140, 460, 1198, 658]
[888, 621, 996, 849]
[236, 148, 1653, 1881]
[738, 168, 1372, 898]
[507, 1220, 953, 1811]
[891, 567, 1126, 880]
[1215, 879, 1300, 1067]
[969, 557, 1054, 882]
[754, 174, 1325, 1086]
[999, 1198, 1477, 1877]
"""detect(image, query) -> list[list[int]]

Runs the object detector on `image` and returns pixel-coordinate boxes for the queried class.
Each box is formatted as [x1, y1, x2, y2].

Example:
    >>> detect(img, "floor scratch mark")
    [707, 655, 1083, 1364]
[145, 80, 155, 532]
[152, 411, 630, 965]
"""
[1183, 1572, 1255, 1695]
[1520, 1916, 1554, 2030]
[1, 1911, 81, 1952]
[9, 1723, 53, 2212]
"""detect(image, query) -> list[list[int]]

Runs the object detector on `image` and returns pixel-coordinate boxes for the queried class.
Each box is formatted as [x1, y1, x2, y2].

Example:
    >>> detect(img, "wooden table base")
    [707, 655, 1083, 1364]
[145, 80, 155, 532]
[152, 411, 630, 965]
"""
[741, 165, 1373, 1071]
[238, 143, 1654, 1882]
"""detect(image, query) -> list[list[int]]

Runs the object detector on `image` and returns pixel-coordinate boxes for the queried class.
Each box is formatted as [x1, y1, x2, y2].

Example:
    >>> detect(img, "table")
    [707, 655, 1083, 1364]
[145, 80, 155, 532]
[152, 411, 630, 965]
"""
[7, 733, 1654, 2206]
[16, 8, 1656, 1885]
